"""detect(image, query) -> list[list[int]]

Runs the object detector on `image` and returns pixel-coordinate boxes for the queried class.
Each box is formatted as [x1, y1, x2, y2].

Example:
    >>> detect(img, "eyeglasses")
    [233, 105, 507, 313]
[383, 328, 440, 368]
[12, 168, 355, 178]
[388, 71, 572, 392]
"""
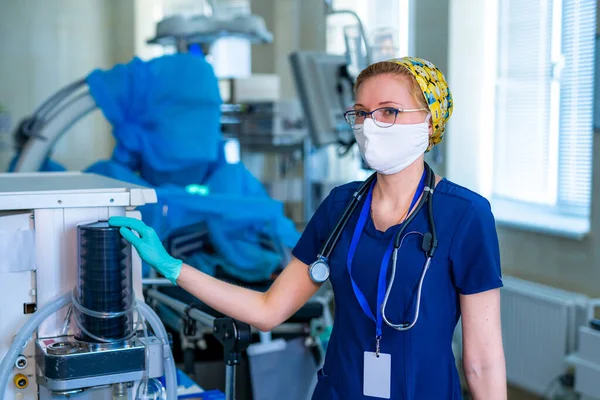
[344, 106, 428, 130]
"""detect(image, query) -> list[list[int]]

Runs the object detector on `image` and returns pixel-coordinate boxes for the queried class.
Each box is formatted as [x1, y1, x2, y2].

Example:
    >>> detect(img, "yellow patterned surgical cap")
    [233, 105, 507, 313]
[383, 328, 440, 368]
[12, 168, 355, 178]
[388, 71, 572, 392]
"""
[387, 57, 453, 150]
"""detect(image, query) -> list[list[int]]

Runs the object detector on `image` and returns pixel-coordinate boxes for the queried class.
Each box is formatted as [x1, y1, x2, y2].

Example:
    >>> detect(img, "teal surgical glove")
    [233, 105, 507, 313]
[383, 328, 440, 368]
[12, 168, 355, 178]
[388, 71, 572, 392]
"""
[108, 216, 183, 284]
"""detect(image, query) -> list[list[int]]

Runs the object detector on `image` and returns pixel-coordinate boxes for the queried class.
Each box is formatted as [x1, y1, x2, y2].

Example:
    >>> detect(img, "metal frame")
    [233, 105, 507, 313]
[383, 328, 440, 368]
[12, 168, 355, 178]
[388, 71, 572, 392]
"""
[12, 80, 96, 173]
[146, 289, 251, 400]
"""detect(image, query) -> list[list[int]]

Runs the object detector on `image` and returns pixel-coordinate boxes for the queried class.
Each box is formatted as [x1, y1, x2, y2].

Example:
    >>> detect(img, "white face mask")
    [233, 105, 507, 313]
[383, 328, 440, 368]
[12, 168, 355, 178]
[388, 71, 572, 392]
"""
[354, 116, 430, 175]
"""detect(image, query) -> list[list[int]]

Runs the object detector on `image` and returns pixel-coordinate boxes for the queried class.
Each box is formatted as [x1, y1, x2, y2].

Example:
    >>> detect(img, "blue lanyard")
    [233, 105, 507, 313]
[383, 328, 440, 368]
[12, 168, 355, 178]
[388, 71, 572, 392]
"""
[346, 170, 427, 338]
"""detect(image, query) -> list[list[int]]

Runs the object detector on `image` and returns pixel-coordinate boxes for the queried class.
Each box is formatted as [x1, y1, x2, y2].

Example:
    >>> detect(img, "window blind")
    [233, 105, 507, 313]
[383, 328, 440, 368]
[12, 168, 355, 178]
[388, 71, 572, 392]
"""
[494, 0, 596, 215]
[493, 0, 556, 205]
[557, 0, 595, 216]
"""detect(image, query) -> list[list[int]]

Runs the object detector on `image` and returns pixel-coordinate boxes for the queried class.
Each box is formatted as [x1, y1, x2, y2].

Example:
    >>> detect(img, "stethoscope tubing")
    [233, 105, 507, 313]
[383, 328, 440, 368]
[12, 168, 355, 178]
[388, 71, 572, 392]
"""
[382, 243, 433, 331]
[381, 171, 437, 331]
[311, 163, 437, 331]
[318, 173, 377, 261]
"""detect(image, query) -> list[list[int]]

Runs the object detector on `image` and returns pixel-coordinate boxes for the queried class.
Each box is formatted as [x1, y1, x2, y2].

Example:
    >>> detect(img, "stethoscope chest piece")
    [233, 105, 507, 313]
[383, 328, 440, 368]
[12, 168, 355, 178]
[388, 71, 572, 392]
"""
[309, 257, 330, 284]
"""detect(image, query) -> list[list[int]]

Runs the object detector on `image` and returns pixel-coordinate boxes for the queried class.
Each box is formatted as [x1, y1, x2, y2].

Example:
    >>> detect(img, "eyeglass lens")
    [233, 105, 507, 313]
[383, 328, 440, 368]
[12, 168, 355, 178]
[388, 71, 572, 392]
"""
[346, 107, 398, 128]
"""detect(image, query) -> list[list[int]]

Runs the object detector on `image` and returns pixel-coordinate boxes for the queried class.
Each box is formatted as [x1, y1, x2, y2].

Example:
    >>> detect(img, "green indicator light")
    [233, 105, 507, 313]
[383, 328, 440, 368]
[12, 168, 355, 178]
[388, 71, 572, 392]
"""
[186, 184, 210, 196]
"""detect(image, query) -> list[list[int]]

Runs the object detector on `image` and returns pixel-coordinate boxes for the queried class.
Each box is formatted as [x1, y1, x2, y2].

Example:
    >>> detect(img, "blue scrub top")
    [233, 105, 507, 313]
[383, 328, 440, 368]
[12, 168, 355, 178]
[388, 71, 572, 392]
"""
[292, 178, 503, 400]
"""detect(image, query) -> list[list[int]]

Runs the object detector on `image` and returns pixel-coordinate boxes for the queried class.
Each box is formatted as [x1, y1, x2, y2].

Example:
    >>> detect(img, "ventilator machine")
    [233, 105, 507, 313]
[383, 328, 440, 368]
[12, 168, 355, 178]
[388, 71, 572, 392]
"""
[0, 172, 179, 399]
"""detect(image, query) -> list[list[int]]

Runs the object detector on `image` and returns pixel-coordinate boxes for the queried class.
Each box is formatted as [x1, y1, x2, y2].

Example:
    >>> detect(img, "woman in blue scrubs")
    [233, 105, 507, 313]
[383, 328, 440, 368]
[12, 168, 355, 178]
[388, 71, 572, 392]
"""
[110, 57, 507, 399]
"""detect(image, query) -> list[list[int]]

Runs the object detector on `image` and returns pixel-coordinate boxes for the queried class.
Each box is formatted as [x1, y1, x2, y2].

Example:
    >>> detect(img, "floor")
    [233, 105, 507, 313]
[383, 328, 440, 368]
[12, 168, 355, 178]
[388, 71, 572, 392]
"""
[507, 386, 542, 400]
[191, 362, 541, 400]
[186, 359, 254, 400]
[462, 385, 543, 400]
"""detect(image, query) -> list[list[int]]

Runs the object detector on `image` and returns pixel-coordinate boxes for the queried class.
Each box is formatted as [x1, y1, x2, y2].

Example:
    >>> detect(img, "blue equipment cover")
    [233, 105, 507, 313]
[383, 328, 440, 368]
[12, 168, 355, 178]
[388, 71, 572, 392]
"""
[82, 54, 300, 282]
[86, 54, 222, 173]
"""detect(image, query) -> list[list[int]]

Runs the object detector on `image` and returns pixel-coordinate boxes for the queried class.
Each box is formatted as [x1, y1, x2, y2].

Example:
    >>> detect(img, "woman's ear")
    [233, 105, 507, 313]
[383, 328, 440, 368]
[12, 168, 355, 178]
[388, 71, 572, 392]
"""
[427, 114, 433, 137]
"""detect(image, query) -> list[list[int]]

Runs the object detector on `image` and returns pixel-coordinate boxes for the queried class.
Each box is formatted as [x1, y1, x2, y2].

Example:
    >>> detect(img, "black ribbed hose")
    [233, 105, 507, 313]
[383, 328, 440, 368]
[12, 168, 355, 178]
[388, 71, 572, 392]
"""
[75, 221, 132, 343]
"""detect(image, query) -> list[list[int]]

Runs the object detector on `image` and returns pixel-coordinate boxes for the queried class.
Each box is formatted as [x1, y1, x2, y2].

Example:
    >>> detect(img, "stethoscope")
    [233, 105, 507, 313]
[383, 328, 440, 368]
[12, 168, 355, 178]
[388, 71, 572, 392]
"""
[308, 162, 438, 331]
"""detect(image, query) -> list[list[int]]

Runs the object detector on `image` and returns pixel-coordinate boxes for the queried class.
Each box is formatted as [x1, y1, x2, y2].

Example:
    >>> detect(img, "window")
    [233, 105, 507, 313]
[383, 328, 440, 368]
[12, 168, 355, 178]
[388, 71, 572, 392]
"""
[491, 0, 596, 237]
[326, 0, 410, 65]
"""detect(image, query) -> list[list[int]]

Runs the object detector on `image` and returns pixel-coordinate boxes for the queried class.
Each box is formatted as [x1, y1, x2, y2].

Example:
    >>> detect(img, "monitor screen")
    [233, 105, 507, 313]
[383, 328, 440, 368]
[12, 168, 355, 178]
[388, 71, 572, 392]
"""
[289, 51, 355, 148]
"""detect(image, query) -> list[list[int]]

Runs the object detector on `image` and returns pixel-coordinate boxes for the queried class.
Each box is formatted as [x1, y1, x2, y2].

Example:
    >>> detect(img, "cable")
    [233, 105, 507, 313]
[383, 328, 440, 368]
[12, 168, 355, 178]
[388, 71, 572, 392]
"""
[138, 302, 178, 400]
[71, 287, 138, 344]
[382, 231, 431, 331]
[541, 375, 562, 399]
[72, 284, 156, 399]
[319, 173, 375, 259]
[134, 317, 152, 400]
[61, 304, 73, 336]
[0, 290, 174, 399]
[0, 292, 71, 398]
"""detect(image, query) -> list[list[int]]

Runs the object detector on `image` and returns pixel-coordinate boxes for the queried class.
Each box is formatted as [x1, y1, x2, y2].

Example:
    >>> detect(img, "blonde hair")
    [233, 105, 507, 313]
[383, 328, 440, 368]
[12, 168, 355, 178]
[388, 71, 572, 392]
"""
[354, 61, 428, 109]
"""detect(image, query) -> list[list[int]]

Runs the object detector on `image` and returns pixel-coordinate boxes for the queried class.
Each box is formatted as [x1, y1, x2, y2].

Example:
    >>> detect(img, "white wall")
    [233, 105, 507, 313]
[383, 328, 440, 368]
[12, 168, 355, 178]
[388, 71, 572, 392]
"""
[251, 0, 325, 99]
[411, 0, 449, 73]
[0, 0, 165, 172]
[410, 0, 450, 175]
[446, 0, 497, 195]
[133, 0, 166, 61]
[0, 0, 127, 171]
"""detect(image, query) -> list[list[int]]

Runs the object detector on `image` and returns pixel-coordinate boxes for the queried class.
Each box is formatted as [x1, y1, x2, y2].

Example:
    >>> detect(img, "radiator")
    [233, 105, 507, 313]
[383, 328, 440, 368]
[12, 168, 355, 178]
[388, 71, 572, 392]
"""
[500, 276, 590, 395]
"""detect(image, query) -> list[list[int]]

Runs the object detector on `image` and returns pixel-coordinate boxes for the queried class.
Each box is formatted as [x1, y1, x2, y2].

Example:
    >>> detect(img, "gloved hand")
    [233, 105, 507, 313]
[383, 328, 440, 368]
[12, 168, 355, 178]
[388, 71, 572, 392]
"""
[108, 216, 183, 284]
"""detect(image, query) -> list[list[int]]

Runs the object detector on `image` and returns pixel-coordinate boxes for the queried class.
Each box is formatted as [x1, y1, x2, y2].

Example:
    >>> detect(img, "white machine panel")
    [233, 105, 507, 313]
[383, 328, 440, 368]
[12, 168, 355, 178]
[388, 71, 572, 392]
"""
[0, 212, 37, 398]
[0, 172, 157, 399]
[0, 172, 157, 210]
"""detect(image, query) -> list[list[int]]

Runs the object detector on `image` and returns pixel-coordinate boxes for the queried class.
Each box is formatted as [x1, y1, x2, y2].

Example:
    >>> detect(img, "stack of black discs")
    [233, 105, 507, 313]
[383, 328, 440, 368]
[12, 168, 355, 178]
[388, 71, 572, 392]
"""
[75, 221, 132, 343]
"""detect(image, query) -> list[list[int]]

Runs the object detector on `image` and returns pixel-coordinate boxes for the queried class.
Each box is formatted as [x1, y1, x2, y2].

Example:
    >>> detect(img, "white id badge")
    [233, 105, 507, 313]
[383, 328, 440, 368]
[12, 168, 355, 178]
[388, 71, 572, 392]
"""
[363, 351, 391, 399]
